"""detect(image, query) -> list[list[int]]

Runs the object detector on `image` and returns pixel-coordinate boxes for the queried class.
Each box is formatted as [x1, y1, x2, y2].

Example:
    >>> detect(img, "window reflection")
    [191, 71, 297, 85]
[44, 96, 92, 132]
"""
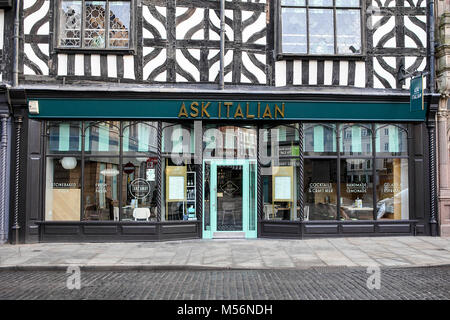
[340, 159, 374, 220]
[83, 158, 120, 221]
[376, 159, 409, 220]
[304, 159, 337, 220]
[45, 157, 81, 221]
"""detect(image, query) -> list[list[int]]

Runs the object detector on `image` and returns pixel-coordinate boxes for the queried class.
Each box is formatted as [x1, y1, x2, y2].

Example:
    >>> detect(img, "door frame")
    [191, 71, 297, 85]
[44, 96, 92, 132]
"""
[202, 159, 257, 239]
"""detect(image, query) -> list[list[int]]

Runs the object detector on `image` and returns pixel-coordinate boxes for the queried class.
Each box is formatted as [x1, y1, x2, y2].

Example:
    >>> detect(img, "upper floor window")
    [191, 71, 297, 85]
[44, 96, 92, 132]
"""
[280, 0, 362, 55]
[58, 0, 131, 49]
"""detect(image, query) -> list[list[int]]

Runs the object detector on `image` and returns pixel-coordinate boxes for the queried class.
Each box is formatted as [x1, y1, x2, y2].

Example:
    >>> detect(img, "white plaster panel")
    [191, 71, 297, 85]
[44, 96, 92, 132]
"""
[176, 49, 200, 82]
[123, 55, 135, 79]
[275, 60, 286, 87]
[324, 61, 333, 86]
[176, 8, 204, 40]
[339, 61, 349, 86]
[57, 53, 67, 76]
[293, 60, 302, 85]
[309, 60, 317, 85]
[143, 5, 167, 39]
[24, 0, 49, 35]
[90, 54, 101, 77]
[74, 54, 84, 76]
[242, 52, 266, 84]
[107, 55, 117, 78]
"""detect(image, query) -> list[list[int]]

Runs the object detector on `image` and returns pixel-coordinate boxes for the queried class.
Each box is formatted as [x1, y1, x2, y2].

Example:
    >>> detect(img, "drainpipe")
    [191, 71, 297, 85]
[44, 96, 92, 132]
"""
[0, 115, 8, 243]
[427, 0, 438, 236]
[13, 0, 21, 87]
[219, 0, 225, 90]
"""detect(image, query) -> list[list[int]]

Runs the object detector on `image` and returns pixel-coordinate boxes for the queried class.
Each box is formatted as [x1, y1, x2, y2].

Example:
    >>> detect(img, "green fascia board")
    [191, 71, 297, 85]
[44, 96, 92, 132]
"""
[28, 98, 427, 121]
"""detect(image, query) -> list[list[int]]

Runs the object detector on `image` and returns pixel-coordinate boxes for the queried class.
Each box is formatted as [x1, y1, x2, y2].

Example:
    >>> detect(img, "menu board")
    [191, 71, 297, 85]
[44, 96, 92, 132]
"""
[168, 176, 185, 200]
[274, 176, 292, 201]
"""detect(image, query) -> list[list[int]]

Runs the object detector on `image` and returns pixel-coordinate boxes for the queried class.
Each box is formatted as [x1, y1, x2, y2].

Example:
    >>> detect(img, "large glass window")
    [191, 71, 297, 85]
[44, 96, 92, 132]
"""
[339, 159, 374, 220]
[375, 159, 409, 220]
[340, 124, 372, 156]
[83, 157, 120, 221]
[261, 124, 300, 221]
[58, 0, 131, 49]
[203, 124, 257, 159]
[162, 122, 198, 221]
[280, 0, 362, 55]
[374, 124, 409, 220]
[304, 159, 337, 220]
[304, 123, 336, 156]
[45, 156, 82, 221]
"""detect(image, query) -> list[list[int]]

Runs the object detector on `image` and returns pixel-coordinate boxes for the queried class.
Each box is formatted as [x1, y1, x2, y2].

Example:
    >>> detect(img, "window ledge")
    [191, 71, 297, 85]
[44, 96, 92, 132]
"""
[54, 48, 136, 55]
[276, 53, 366, 61]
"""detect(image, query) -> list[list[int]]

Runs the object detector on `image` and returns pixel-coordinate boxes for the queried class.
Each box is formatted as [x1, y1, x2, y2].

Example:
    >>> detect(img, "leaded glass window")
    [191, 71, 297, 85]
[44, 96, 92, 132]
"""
[280, 0, 362, 55]
[58, 0, 131, 49]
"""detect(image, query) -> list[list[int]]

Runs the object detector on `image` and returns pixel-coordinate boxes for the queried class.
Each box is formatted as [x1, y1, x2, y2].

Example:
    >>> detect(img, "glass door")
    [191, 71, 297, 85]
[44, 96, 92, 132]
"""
[203, 159, 257, 239]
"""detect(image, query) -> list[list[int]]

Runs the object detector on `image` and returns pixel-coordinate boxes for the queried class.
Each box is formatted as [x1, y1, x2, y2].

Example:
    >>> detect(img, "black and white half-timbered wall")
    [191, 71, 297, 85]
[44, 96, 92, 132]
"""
[1, 0, 441, 243]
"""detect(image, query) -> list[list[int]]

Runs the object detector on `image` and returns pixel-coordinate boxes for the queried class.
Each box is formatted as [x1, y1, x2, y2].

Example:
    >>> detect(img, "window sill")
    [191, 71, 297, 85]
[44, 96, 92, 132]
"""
[276, 53, 366, 61]
[54, 48, 136, 55]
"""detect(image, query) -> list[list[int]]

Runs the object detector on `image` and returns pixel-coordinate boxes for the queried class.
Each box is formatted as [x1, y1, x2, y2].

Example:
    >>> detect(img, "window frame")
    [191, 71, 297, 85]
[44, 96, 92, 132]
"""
[53, 0, 136, 54]
[275, 0, 366, 60]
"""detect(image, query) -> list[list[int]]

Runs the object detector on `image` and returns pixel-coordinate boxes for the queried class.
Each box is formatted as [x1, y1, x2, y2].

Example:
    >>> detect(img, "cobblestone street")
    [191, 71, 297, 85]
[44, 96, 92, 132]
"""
[0, 265, 449, 300]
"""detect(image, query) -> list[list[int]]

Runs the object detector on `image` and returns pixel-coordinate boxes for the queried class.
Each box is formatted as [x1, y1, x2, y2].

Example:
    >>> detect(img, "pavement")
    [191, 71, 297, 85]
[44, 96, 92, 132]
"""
[1, 236, 450, 270]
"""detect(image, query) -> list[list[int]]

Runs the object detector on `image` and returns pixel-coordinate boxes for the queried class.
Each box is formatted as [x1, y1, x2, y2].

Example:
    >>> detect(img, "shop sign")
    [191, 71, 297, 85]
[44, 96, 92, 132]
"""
[129, 178, 151, 199]
[178, 101, 285, 119]
[346, 183, 367, 193]
[123, 162, 135, 174]
[147, 157, 158, 169]
[308, 183, 333, 193]
[410, 76, 424, 112]
[29, 98, 427, 121]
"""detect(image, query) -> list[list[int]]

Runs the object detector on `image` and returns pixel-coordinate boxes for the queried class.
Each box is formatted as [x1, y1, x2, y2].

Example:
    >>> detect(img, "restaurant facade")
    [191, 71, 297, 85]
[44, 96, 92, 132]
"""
[1, 0, 441, 243]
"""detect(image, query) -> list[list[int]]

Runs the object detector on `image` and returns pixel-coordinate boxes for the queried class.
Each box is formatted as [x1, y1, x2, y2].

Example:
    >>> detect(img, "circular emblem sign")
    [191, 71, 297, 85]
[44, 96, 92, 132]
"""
[129, 178, 151, 199]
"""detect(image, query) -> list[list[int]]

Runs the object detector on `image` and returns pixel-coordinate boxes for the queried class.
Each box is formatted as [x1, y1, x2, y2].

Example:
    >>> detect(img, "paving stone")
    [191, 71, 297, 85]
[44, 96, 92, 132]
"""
[0, 266, 448, 300]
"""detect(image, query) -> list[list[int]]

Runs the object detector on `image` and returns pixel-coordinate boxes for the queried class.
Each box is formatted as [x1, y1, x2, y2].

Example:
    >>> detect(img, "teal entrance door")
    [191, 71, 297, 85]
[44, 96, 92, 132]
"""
[203, 159, 257, 239]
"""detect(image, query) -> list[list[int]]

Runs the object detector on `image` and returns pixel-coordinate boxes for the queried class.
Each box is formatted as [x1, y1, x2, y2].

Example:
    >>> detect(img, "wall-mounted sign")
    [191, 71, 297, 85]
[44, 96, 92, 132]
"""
[178, 101, 286, 119]
[123, 162, 135, 174]
[410, 76, 424, 112]
[129, 178, 151, 199]
[29, 98, 427, 121]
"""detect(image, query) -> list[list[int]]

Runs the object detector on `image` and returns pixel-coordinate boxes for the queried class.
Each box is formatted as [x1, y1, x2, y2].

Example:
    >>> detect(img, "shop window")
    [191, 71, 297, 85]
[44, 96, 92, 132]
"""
[279, 0, 362, 55]
[57, 0, 132, 50]
[122, 121, 158, 155]
[340, 159, 374, 220]
[47, 121, 82, 154]
[83, 158, 120, 221]
[84, 121, 120, 156]
[303, 123, 336, 156]
[203, 125, 257, 159]
[45, 157, 82, 221]
[260, 124, 300, 163]
[162, 123, 198, 221]
[375, 124, 408, 157]
[375, 159, 409, 220]
[340, 124, 372, 156]
[304, 159, 337, 220]
[262, 159, 300, 221]
[121, 157, 157, 221]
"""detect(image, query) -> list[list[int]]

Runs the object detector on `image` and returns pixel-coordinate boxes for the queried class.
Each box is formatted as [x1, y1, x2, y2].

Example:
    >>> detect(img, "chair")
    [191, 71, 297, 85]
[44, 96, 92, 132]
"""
[303, 206, 309, 221]
[264, 204, 274, 220]
[113, 207, 119, 221]
[84, 204, 100, 220]
[133, 208, 151, 221]
[221, 202, 236, 225]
